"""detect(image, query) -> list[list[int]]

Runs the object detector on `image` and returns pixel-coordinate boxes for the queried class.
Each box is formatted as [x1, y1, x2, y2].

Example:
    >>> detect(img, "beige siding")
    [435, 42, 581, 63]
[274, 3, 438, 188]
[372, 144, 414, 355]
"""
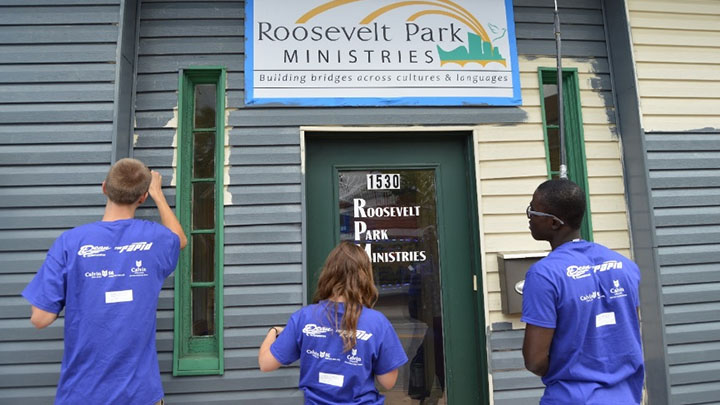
[477, 56, 632, 329]
[628, 0, 720, 132]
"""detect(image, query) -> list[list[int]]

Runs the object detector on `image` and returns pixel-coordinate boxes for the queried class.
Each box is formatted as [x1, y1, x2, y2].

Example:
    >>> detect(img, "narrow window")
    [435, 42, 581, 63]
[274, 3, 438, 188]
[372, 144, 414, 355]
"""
[174, 67, 225, 375]
[538, 67, 593, 240]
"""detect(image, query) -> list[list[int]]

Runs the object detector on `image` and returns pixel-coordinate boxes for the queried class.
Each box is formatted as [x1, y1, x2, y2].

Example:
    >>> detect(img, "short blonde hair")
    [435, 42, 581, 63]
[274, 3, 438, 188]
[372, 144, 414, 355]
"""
[104, 158, 151, 204]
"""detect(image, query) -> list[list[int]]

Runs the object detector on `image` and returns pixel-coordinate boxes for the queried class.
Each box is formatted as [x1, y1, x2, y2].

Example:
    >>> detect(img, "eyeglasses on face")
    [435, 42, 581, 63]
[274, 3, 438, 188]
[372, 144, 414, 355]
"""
[526, 205, 565, 225]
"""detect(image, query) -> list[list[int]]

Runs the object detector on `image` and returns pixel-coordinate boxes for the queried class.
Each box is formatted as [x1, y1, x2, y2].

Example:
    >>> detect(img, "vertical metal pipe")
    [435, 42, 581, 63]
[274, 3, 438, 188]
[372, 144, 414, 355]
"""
[554, 1, 568, 179]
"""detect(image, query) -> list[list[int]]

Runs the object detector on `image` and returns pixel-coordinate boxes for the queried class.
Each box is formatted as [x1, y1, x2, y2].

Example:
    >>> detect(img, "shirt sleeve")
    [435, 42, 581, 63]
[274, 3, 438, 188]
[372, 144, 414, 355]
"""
[270, 311, 301, 365]
[373, 317, 409, 376]
[161, 229, 181, 279]
[22, 235, 67, 314]
[521, 266, 558, 329]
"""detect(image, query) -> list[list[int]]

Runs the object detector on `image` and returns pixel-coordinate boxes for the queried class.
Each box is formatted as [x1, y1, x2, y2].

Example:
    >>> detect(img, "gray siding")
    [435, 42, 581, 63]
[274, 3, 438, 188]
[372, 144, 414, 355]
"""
[0, 0, 121, 403]
[647, 132, 720, 404]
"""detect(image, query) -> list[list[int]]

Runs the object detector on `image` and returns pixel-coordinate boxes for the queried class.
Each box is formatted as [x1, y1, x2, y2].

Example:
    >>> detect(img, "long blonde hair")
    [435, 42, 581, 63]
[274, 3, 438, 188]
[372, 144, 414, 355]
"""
[312, 241, 378, 352]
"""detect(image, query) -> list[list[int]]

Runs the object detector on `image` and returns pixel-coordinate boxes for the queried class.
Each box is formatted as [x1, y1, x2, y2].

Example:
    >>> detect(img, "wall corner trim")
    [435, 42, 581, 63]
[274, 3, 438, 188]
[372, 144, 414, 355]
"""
[111, 0, 139, 162]
[601, 1, 671, 404]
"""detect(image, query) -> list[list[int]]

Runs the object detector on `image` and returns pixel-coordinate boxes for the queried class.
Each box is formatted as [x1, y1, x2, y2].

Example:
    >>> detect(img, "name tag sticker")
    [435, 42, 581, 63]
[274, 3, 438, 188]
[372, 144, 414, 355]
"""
[105, 289, 133, 304]
[596, 311, 616, 328]
[318, 372, 344, 387]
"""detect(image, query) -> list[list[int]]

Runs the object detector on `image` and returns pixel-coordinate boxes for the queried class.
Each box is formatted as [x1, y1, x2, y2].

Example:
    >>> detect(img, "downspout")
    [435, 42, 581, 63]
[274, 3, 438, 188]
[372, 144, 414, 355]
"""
[554, 0, 567, 179]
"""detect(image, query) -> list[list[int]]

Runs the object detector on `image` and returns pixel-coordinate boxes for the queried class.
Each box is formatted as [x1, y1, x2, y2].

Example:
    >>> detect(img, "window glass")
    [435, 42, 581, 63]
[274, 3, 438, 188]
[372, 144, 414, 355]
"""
[192, 233, 215, 283]
[192, 287, 215, 336]
[339, 169, 447, 403]
[193, 131, 215, 179]
[543, 84, 559, 126]
[546, 127, 560, 176]
[194, 84, 216, 129]
[192, 182, 215, 230]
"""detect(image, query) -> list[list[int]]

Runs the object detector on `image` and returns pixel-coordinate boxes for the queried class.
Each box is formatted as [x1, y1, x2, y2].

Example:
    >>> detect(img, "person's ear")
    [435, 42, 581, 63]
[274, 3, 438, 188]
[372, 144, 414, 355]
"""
[101, 181, 107, 196]
[137, 191, 149, 205]
[551, 218, 563, 230]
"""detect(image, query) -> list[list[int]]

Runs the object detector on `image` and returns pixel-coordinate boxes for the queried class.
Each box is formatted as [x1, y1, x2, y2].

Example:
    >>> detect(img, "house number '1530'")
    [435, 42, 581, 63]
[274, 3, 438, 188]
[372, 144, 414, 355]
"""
[366, 173, 400, 190]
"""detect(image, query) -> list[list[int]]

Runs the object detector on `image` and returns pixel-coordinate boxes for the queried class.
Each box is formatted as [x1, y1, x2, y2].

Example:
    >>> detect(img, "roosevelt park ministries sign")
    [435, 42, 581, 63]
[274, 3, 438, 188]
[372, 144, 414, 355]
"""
[245, 0, 521, 106]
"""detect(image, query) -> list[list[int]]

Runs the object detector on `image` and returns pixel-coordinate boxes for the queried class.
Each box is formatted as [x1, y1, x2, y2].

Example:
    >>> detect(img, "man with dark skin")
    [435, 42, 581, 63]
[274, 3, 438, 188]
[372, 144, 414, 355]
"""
[521, 179, 644, 404]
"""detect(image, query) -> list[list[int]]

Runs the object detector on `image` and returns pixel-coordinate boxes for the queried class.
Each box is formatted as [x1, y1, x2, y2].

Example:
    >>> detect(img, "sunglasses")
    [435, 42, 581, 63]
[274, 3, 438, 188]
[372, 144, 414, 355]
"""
[526, 205, 565, 225]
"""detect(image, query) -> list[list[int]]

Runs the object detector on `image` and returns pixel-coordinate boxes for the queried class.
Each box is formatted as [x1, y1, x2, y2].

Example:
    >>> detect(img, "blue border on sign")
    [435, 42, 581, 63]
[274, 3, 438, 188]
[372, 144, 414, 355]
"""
[244, 0, 522, 107]
[244, 0, 256, 103]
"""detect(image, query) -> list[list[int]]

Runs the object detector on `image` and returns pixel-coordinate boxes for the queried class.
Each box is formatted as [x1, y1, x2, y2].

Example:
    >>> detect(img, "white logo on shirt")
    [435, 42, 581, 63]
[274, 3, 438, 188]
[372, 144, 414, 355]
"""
[345, 348, 363, 366]
[130, 260, 148, 277]
[306, 349, 340, 361]
[302, 324, 334, 338]
[593, 260, 623, 273]
[566, 265, 592, 279]
[356, 330, 373, 341]
[85, 269, 124, 279]
[567, 260, 624, 280]
[337, 328, 373, 341]
[78, 245, 111, 258]
[115, 241, 153, 254]
[579, 291, 605, 302]
[610, 279, 627, 299]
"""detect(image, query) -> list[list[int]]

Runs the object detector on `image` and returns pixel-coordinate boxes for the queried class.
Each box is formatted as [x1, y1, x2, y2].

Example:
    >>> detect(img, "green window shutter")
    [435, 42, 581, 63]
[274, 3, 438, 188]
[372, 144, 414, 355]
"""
[538, 67, 594, 241]
[174, 67, 226, 376]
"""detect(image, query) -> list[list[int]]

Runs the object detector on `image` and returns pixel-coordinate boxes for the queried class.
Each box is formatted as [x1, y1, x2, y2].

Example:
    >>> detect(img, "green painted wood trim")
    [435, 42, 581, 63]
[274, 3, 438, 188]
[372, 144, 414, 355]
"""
[173, 67, 226, 376]
[464, 134, 490, 403]
[538, 67, 594, 241]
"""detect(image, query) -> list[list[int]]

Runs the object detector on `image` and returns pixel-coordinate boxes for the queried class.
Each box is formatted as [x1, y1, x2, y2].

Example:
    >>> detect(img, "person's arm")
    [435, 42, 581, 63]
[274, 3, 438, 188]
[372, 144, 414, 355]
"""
[23, 236, 67, 330]
[522, 323, 555, 376]
[376, 368, 399, 390]
[148, 170, 187, 249]
[373, 316, 408, 390]
[258, 326, 284, 372]
[30, 305, 58, 329]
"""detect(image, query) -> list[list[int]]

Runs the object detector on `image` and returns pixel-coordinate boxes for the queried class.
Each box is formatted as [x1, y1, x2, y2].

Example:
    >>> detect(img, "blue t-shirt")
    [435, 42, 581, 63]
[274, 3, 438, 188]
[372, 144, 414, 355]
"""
[271, 301, 408, 405]
[22, 219, 180, 405]
[521, 240, 644, 405]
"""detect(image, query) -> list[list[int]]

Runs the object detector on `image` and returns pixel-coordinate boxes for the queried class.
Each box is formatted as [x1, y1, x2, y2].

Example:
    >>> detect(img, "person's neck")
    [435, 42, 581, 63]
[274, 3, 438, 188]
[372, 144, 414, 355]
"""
[328, 296, 346, 303]
[102, 200, 137, 222]
[550, 229, 582, 250]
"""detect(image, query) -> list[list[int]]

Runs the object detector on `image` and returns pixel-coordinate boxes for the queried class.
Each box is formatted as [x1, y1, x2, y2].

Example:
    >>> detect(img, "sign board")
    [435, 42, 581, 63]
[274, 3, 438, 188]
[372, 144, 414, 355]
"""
[246, 0, 521, 106]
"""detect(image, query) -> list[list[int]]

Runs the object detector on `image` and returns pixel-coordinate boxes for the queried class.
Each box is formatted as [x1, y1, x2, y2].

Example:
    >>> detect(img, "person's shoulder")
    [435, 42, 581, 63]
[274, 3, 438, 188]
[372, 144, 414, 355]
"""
[295, 302, 323, 320]
[589, 241, 638, 265]
[132, 219, 178, 239]
[299, 303, 319, 315]
[61, 221, 105, 241]
[66, 221, 102, 233]
[528, 252, 560, 275]
[361, 306, 391, 324]
[131, 218, 168, 231]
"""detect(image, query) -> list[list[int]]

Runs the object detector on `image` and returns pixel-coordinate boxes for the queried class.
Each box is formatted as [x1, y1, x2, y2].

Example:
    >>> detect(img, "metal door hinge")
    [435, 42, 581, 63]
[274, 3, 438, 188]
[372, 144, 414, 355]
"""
[473, 274, 477, 291]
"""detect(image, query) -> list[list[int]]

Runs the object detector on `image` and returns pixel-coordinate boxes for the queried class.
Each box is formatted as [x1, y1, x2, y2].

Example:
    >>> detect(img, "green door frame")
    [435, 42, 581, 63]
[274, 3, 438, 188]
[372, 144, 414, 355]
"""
[304, 131, 489, 404]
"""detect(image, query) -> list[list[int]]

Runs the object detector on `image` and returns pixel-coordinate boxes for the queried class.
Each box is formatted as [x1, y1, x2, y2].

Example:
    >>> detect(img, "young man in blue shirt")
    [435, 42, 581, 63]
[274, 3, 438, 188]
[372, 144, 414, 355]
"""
[522, 179, 644, 404]
[23, 158, 187, 405]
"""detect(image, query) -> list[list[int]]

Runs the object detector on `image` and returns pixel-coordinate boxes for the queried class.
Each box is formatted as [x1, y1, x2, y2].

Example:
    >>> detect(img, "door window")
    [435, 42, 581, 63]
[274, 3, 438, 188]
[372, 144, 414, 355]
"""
[339, 169, 446, 403]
